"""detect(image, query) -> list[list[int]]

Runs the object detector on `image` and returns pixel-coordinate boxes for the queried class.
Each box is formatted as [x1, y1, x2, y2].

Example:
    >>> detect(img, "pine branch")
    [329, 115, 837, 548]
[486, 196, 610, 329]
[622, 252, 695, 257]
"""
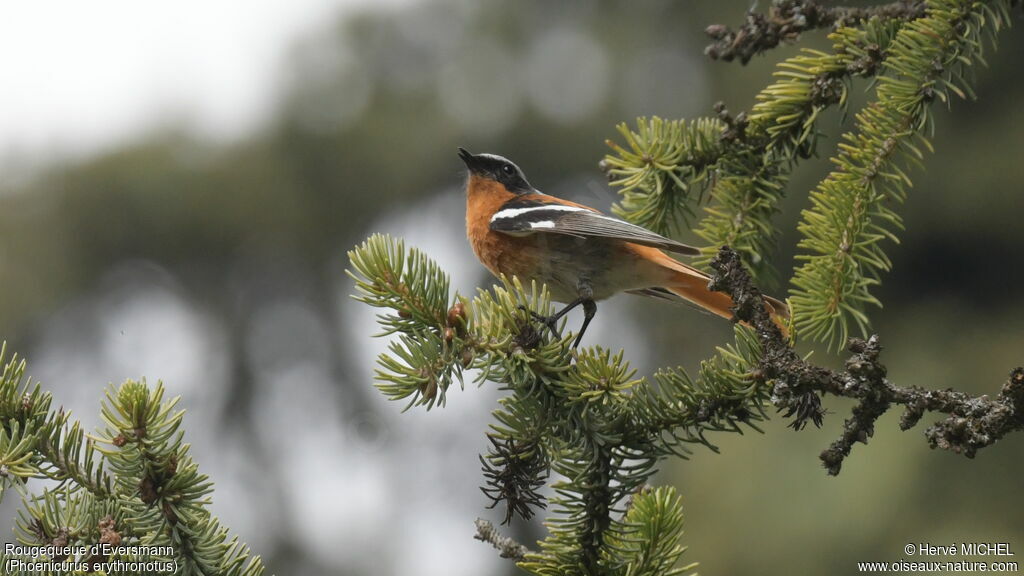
[350, 3, 1021, 571]
[350, 237, 780, 575]
[349, 230, 1021, 570]
[606, 19, 906, 282]
[0, 345, 266, 576]
[480, 434, 548, 524]
[349, 233, 573, 411]
[91, 381, 265, 576]
[709, 246, 1024, 475]
[603, 486, 696, 576]
[628, 324, 770, 458]
[36, 414, 114, 498]
[474, 518, 532, 561]
[695, 18, 908, 281]
[602, 117, 726, 235]
[576, 449, 614, 575]
[705, 0, 927, 64]
[790, 0, 1016, 348]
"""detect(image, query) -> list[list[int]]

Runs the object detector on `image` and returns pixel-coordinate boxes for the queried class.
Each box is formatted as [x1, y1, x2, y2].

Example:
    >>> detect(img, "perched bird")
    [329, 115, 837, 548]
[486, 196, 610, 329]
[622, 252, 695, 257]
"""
[458, 148, 788, 347]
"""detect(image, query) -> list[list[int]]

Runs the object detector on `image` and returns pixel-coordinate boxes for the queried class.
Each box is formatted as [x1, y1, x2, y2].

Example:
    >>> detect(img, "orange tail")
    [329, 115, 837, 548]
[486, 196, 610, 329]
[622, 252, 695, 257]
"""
[664, 281, 790, 335]
[645, 249, 790, 333]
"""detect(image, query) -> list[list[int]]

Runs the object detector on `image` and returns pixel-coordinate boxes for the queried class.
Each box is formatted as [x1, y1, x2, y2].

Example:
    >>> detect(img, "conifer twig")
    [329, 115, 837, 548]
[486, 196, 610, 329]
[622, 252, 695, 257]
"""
[708, 246, 1024, 475]
[474, 518, 532, 561]
[705, 0, 927, 63]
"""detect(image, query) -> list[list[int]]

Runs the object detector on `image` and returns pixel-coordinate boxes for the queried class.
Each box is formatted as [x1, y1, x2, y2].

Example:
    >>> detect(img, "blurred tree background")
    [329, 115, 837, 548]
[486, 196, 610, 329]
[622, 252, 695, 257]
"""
[1, 1, 1022, 574]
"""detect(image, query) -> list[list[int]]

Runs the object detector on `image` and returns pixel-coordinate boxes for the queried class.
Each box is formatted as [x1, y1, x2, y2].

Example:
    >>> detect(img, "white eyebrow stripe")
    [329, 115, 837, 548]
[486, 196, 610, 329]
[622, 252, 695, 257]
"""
[489, 205, 589, 223]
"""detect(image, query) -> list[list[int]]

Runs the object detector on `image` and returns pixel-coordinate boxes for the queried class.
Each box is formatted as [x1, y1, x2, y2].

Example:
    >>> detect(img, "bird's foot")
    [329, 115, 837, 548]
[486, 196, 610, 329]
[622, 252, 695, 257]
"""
[517, 305, 563, 339]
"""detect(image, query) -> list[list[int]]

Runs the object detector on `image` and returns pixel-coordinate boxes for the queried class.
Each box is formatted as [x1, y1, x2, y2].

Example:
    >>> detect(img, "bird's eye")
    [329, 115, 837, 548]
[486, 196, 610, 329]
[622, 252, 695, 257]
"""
[502, 164, 515, 176]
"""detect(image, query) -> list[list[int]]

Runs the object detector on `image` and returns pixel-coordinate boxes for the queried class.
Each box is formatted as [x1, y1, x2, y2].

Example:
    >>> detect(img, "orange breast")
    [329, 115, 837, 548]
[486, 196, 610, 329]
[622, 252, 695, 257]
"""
[465, 175, 539, 279]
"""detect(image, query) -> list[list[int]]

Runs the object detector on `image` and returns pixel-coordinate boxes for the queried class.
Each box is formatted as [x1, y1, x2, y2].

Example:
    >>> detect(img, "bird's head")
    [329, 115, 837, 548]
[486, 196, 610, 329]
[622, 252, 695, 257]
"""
[458, 147, 533, 194]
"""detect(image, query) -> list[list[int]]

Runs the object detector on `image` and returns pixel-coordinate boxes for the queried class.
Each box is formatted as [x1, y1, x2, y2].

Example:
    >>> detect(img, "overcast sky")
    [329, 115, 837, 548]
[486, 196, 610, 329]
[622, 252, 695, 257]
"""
[0, 0, 414, 168]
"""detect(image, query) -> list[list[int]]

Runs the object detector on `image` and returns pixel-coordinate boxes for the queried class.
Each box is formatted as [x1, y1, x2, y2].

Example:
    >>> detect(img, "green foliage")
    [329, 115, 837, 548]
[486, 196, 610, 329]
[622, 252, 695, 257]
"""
[605, 0, 1014, 348]
[350, 1, 1019, 573]
[635, 325, 767, 458]
[707, 20, 907, 282]
[348, 235, 772, 575]
[790, 0, 1015, 348]
[347, 233, 452, 337]
[349, 233, 571, 410]
[604, 20, 909, 286]
[0, 343, 264, 576]
[604, 117, 725, 235]
[603, 486, 695, 576]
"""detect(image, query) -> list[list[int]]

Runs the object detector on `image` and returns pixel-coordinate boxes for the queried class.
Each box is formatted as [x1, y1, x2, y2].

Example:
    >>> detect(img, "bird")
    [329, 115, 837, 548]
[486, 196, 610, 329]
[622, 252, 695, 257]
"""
[458, 147, 788, 347]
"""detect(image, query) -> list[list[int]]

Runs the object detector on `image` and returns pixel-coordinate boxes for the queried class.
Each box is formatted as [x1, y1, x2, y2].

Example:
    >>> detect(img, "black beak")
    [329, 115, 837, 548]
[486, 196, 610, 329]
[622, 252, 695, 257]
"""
[458, 147, 482, 174]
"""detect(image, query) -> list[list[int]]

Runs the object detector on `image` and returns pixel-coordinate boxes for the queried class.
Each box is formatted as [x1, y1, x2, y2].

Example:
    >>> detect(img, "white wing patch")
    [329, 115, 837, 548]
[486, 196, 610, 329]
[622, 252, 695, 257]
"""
[487, 200, 700, 255]
[489, 204, 588, 224]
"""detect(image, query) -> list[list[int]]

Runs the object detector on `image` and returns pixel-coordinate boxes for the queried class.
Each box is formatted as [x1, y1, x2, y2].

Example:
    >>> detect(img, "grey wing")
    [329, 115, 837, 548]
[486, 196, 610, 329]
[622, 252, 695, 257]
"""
[625, 288, 719, 318]
[625, 287, 679, 302]
[490, 208, 700, 255]
[555, 211, 700, 255]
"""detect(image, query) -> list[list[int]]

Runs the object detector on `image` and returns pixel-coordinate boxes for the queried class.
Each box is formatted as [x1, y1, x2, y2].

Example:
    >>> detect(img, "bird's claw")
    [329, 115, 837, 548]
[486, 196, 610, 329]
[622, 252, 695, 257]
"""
[517, 305, 563, 339]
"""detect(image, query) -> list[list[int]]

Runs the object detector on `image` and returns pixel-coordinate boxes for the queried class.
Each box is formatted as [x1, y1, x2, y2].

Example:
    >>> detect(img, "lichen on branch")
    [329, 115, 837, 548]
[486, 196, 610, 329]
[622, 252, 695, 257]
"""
[709, 246, 1024, 475]
[705, 0, 927, 64]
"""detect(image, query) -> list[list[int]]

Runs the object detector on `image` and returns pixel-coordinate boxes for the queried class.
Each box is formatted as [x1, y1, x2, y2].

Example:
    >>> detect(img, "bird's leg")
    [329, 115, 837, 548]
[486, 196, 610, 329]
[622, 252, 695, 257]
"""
[572, 299, 597, 349]
[569, 281, 597, 348]
[519, 282, 597, 346]
[519, 298, 582, 338]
